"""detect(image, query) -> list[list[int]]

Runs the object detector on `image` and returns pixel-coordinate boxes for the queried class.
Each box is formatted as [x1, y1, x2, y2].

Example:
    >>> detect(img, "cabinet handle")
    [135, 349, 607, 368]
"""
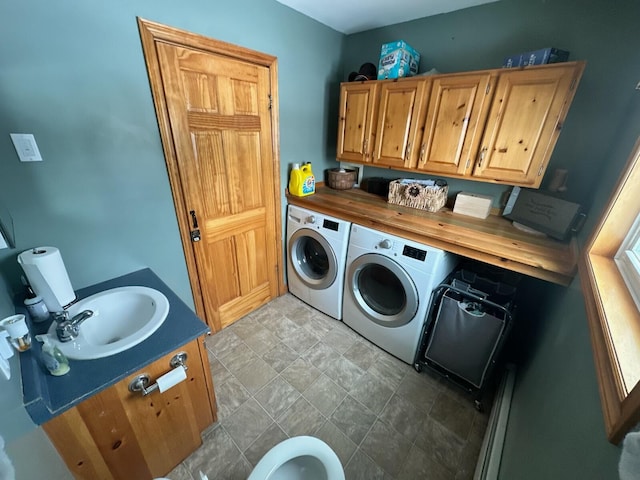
[419, 143, 427, 163]
[477, 147, 487, 168]
[405, 141, 412, 161]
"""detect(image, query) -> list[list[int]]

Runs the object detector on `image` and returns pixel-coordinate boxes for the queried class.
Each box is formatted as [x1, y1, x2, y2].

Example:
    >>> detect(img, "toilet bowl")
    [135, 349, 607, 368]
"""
[248, 436, 345, 480]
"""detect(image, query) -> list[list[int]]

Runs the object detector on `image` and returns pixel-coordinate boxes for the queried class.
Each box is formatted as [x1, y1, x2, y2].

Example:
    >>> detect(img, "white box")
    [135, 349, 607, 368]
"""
[453, 192, 493, 219]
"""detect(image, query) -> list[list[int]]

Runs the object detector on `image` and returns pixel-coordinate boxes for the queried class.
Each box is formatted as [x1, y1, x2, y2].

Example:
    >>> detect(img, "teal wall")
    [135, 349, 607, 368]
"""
[0, 0, 342, 475]
[343, 0, 640, 478]
[342, 0, 640, 210]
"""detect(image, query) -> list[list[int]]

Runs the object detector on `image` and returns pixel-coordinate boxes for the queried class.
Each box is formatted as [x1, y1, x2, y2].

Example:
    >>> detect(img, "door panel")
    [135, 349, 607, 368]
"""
[337, 82, 378, 162]
[372, 79, 427, 169]
[156, 42, 279, 331]
[418, 73, 493, 175]
[474, 66, 576, 186]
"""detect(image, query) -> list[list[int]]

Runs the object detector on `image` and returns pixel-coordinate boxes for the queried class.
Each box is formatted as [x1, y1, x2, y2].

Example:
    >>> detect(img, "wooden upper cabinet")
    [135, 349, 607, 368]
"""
[372, 78, 429, 169]
[473, 62, 585, 187]
[337, 81, 379, 163]
[335, 62, 585, 188]
[416, 72, 495, 175]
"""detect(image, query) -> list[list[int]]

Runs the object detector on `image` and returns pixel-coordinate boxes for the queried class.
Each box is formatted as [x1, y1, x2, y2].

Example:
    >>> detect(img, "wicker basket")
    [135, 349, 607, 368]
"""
[388, 179, 448, 212]
[327, 168, 357, 190]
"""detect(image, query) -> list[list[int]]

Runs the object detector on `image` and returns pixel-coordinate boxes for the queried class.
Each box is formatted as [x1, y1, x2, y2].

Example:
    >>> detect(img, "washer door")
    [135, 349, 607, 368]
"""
[288, 228, 338, 290]
[348, 253, 419, 327]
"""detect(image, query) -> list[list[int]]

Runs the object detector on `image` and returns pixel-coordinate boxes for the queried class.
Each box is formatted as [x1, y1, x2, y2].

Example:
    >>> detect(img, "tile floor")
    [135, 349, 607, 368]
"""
[168, 294, 490, 480]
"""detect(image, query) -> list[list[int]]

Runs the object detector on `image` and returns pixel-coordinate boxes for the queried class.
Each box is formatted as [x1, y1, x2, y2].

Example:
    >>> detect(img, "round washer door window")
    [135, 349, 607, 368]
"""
[348, 253, 418, 327]
[288, 228, 337, 290]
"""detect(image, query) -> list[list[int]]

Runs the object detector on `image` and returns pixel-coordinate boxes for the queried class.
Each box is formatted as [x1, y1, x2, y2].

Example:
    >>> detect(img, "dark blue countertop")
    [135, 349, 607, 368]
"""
[19, 268, 209, 425]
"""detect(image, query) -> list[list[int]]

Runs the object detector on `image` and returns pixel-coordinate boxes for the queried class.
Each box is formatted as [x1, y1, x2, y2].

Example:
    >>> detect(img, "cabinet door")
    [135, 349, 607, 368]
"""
[337, 82, 378, 163]
[473, 63, 584, 187]
[43, 338, 216, 480]
[416, 73, 494, 176]
[372, 78, 428, 169]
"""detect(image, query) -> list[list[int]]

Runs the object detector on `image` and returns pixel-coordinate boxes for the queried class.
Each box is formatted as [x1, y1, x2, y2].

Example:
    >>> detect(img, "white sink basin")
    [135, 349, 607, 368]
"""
[46, 286, 170, 360]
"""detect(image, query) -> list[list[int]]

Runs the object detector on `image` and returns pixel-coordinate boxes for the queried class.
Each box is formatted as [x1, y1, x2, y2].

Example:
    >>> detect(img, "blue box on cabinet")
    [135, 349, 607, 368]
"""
[503, 48, 570, 68]
[377, 40, 421, 79]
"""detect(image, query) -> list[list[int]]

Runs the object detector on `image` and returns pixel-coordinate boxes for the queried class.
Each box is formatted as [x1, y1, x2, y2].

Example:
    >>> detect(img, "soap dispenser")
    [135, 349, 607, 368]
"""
[35, 335, 70, 376]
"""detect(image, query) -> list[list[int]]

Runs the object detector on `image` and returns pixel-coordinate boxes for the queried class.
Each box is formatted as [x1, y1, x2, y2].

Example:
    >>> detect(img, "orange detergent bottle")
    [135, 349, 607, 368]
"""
[289, 163, 315, 196]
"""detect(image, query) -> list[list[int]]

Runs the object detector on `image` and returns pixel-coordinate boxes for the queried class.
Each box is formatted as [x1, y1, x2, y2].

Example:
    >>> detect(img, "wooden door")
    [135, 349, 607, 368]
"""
[473, 63, 584, 187]
[138, 19, 283, 332]
[372, 78, 428, 169]
[43, 338, 215, 479]
[417, 73, 495, 176]
[337, 82, 378, 163]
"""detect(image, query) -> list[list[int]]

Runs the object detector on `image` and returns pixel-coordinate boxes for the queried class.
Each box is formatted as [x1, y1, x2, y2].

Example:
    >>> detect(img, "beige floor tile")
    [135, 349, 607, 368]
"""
[361, 420, 412, 477]
[179, 294, 489, 480]
[260, 341, 300, 372]
[344, 449, 386, 480]
[276, 396, 326, 437]
[233, 356, 279, 394]
[221, 398, 273, 451]
[330, 395, 377, 444]
[281, 357, 322, 392]
[315, 420, 358, 467]
[254, 376, 300, 419]
[303, 373, 347, 416]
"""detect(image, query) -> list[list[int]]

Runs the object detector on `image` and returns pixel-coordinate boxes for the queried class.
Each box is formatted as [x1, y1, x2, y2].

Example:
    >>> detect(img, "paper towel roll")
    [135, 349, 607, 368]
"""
[17, 247, 76, 312]
[156, 365, 187, 393]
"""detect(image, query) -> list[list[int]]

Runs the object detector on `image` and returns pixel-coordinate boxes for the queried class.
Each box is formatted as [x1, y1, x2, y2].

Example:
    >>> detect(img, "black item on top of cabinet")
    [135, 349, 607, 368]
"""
[414, 268, 517, 411]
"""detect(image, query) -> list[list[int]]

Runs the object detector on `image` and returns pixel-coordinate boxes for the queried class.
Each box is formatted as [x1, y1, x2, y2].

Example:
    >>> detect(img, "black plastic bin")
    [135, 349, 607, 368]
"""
[415, 268, 517, 410]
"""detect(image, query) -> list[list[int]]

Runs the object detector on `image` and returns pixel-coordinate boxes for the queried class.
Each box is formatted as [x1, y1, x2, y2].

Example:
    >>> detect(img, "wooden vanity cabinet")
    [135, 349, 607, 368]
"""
[371, 78, 429, 169]
[43, 337, 217, 480]
[337, 81, 378, 163]
[472, 62, 585, 187]
[415, 72, 496, 176]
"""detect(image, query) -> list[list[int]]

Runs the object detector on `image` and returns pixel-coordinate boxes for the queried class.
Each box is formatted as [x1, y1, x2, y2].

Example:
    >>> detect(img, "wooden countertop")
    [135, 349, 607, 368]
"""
[286, 185, 578, 286]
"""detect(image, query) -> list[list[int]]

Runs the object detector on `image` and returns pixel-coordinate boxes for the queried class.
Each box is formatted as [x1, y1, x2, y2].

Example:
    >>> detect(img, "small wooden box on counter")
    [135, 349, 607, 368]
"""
[453, 192, 493, 219]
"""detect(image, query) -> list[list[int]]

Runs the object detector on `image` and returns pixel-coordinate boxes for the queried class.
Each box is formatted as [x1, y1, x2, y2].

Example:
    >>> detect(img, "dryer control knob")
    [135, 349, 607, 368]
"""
[379, 239, 393, 249]
[306, 215, 316, 224]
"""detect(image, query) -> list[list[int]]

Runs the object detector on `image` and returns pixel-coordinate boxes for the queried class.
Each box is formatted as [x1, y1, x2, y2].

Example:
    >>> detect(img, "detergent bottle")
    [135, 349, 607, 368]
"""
[300, 162, 315, 196]
[289, 163, 315, 196]
[288, 163, 303, 196]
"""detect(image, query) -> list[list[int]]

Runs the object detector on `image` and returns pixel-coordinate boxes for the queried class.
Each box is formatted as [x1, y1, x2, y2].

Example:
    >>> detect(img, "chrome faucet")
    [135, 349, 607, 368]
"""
[54, 310, 94, 342]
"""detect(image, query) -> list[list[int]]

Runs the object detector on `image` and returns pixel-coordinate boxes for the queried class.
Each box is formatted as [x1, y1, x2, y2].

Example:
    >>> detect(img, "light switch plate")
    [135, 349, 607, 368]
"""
[10, 133, 43, 162]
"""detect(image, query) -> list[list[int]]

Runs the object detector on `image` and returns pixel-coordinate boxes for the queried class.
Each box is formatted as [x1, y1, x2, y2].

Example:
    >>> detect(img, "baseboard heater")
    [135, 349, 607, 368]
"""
[474, 363, 517, 480]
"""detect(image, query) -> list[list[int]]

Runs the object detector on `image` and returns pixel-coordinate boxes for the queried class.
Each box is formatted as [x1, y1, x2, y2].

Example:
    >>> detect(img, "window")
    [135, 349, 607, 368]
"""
[580, 136, 640, 444]
[615, 215, 640, 311]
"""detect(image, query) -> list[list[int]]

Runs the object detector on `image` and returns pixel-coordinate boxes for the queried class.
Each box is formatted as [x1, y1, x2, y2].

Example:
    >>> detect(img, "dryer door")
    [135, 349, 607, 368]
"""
[288, 228, 338, 290]
[347, 253, 419, 327]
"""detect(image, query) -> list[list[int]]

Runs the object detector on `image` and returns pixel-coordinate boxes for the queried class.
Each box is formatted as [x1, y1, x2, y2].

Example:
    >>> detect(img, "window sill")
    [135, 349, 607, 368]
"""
[580, 137, 640, 444]
[581, 254, 640, 443]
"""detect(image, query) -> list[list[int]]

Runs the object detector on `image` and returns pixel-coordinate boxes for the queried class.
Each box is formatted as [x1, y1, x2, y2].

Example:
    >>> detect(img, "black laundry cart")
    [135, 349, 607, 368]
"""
[414, 268, 517, 411]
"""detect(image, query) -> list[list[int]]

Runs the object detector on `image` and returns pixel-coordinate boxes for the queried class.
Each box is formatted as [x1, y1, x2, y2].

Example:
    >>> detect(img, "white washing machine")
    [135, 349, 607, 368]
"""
[286, 205, 351, 320]
[342, 224, 458, 364]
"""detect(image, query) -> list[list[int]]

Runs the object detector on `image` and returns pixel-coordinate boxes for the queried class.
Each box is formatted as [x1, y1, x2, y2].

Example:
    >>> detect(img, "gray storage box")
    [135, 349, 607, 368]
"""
[424, 288, 507, 388]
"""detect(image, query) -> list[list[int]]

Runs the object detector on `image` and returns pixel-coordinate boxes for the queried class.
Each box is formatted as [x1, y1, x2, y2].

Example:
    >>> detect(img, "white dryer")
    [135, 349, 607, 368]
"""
[342, 224, 458, 364]
[286, 205, 351, 320]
